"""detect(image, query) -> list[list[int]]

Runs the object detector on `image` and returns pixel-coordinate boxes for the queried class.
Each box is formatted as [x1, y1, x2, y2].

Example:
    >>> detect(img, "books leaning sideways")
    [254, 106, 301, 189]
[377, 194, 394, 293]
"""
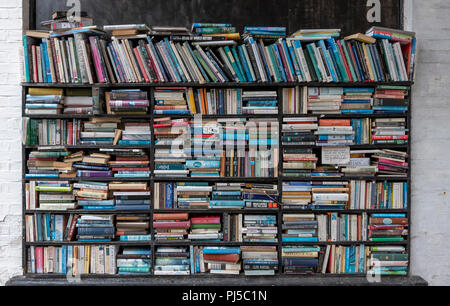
[153, 213, 190, 240]
[25, 88, 64, 115]
[282, 214, 318, 242]
[282, 246, 320, 274]
[154, 246, 190, 275]
[369, 213, 408, 242]
[368, 245, 408, 275]
[188, 215, 223, 241]
[76, 214, 114, 242]
[241, 246, 278, 276]
[117, 247, 152, 274]
[106, 89, 149, 115]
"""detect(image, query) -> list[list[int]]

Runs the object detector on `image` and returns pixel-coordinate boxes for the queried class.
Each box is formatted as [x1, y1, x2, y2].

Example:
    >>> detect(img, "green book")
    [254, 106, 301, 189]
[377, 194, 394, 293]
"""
[191, 224, 221, 229]
[35, 186, 72, 192]
[193, 49, 218, 82]
[340, 39, 357, 82]
[306, 44, 322, 81]
[369, 237, 404, 241]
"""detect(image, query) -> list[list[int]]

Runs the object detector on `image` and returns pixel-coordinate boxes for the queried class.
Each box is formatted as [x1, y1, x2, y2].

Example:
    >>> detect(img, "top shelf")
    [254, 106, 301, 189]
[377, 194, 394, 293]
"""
[21, 81, 414, 88]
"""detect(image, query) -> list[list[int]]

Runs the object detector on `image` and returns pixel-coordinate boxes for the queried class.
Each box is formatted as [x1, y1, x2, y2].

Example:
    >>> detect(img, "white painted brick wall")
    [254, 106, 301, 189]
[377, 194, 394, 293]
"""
[0, 0, 449, 285]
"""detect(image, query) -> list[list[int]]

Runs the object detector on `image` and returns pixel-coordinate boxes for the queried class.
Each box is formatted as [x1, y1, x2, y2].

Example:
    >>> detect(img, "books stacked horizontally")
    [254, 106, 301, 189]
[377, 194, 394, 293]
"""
[117, 122, 151, 146]
[188, 215, 222, 241]
[153, 182, 210, 209]
[116, 214, 151, 242]
[242, 90, 278, 114]
[23, 119, 81, 146]
[340, 150, 378, 177]
[63, 88, 95, 114]
[241, 246, 278, 276]
[341, 88, 374, 114]
[210, 183, 245, 209]
[154, 246, 190, 275]
[104, 24, 150, 38]
[282, 214, 318, 242]
[244, 26, 286, 39]
[154, 87, 190, 115]
[25, 88, 64, 115]
[242, 183, 279, 209]
[73, 181, 112, 210]
[154, 117, 190, 177]
[371, 118, 408, 145]
[282, 246, 320, 274]
[153, 213, 190, 241]
[116, 247, 152, 275]
[369, 213, 408, 242]
[26, 149, 70, 178]
[368, 245, 408, 275]
[316, 119, 354, 146]
[317, 213, 368, 241]
[80, 119, 118, 145]
[349, 180, 407, 209]
[192, 23, 238, 40]
[281, 182, 312, 209]
[40, 11, 93, 33]
[321, 245, 367, 274]
[200, 247, 241, 275]
[290, 28, 341, 40]
[307, 87, 343, 114]
[373, 86, 409, 113]
[27, 245, 118, 275]
[76, 214, 114, 242]
[351, 118, 371, 145]
[108, 181, 150, 211]
[74, 152, 112, 178]
[310, 181, 349, 210]
[281, 117, 318, 146]
[25, 181, 75, 210]
[107, 148, 150, 178]
[283, 148, 317, 178]
[106, 89, 149, 115]
[241, 215, 277, 242]
[372, 149, 408, 177]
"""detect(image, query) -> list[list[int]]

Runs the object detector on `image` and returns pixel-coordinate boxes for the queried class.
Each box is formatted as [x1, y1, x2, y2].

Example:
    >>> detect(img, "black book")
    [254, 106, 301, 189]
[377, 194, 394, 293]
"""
[244, 42, 262, 82]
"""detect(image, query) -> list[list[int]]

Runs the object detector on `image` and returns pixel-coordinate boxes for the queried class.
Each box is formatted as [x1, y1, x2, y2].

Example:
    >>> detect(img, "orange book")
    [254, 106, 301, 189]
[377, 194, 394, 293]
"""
[153, 213, 189, 220]
[319, 119, 351, 126]
[203, 253, 240, 263]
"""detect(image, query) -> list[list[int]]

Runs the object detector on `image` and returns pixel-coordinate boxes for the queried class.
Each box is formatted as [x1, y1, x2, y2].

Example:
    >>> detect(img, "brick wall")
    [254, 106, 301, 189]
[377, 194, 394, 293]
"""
[0, 0, 448, 285]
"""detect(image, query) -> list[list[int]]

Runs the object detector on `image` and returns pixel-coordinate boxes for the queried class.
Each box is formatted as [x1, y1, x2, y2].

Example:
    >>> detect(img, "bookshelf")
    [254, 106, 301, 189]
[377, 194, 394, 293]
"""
[21, 80, 412, 278]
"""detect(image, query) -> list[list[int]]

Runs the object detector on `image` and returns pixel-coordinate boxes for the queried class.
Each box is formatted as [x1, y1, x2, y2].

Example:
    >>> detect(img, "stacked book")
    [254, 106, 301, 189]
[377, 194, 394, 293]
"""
[351, 118, 371, 145]
[210, 183, 245, 209]
[310, 181, 349, 210]
[73, 181, 112, 210]
[23, 119, 81, 146]
[25, 88, 64, 115]
[322, 245, 367, 273]
[25, 180, 75, 210]
[74, 152, 112, 178]
[243, 26, 286, 39]
[307, 87, 343, 114]
[154, 182, 209, 209]
[118, 122, 151, 146]
[25, 149, 70, 178]
[241, 215, 277, 242]
[282, 246, 320, 274]
[316, 119, 355, 146]
[199, 247, 241, 275]
[116, 247, 152, 275]
[281, 182, 312, 209]
[317, 213, 368, 241]
[369, 213, 408, 242]
[153, 213, 190, 240]
[40, 11, 93, 33]
[192, 23, 238, 39]
[106, 89, 149, 115]
[283, 148, 317, 178]
[291, 28, 341, 40]
[154, 246, 190, 275]
[116, 214, 150, 241]
[76, 214, 114, 242]
[371, 118, 408, 145]
[154, 87, 190, 115]
[80, 119, 118, 145]
[341, 88, 374, 114]
[373, 85, 408, 113]
[108, 148, 150, 178]
[104, 24, 150, 38]
[340, 150, 378, 177]
[368, 245, 408, 275]
[108, 181, 150, 211]
[241, 246, 278, 276]
[282, 214, 318, 242]
[241, 90, 278, 114]
[188, 215, 222, 241]
[63, 88, 95, 115]
[372, 149, 408, 177]
[281, 117, 318, 146]
[242, 183, 279, 209]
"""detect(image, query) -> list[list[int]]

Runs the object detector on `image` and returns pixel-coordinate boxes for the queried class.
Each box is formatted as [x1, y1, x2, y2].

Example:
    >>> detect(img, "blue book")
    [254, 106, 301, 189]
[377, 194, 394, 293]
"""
[237, 45, 253, 82]
[72, 164, 110, 171]
[115, 205, 151, 211]
[341, 109, 374, 114]
[350, 43, 366, 81]
[120, 235, 151, 241]
[371, 213, 406, 218]
[209, 200, 245, 207]
[281, 39, 297, 81]
[61, 245, 67, 274]
[83, 206, 116, 210]
[245, 27, 286, 32]
[25, 103, 59, 108]
[154, 110, 190, 115]
[248, 30, 286, 36]
[41, 39, 52, 83]
[231, 46, 247, 82]
[317, 40, 338, 81]
[162, 38, 184, 82]
[36, 214, 43, 241]
[202, 247, 241, 254]
[282, 237, 318, 242]
[165, 183, 174, 209]
[272, 44, 287, 82]
[23, 35, 31, 82]
[224, 46, 244, 82]
[118, 140, 151, 145]
[190, 245, 195, 275]
[185, 160, 220, 169]
[45, 214, 51, 241]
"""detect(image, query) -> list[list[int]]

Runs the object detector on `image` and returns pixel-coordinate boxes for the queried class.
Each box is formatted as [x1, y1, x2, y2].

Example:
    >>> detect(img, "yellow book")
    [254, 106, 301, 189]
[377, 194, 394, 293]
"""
[84, 245, 90, 274]
[362, 44, 375, 81]
[205, 33, 240, 40]
[187, 87, 197, 114]
[28, 88, 64, 95]
[344, 33, 376, 44]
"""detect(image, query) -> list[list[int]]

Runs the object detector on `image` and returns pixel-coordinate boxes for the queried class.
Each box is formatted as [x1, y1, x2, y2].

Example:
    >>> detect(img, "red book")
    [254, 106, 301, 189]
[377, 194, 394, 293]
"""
[67, 122, 73, 145]
[377, 158, 408, 167]
[115, 157, 149, 161]
[35, 247, 44, 273]
[191, 216, 221, 224]
[153, 221, 191, 229]
[319, 119, 351, 126]
[336, 40, 353, 82]
[112, 167, 150, 171]
[369, 217, 408, 225]
[32, 45, 38, 82]
[203, 253, 240, 263]
[133, 47, 150, 83]
[153, 121, 190, 128]
[372, 135, 408, 140]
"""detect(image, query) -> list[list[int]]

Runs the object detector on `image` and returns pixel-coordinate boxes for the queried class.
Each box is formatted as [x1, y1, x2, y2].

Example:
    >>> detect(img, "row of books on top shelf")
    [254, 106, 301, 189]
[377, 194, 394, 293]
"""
[154, 117, 279, 178]
[283, 85, 409, 114]
[25, 149, 150, 178]
[24, 19, 416, 85]
[26, 244, 408, 275]
[23, 118, 151, 146]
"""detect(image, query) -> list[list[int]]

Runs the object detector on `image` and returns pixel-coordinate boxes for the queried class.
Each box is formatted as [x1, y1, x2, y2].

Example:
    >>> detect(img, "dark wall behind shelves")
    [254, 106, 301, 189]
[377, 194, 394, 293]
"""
[34, 0, 402, 36]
